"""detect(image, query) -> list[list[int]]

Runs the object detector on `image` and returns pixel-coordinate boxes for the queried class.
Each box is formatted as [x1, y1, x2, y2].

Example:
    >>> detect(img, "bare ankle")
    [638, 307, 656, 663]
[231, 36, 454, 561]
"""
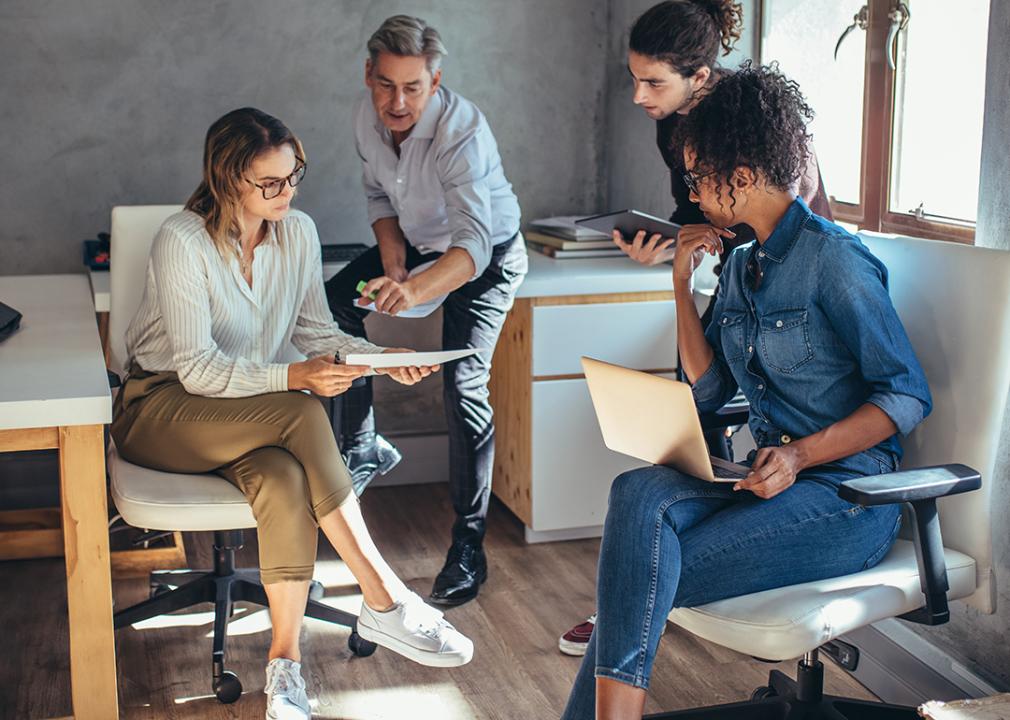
[268, 648, 301, 663]
[363, 592, 396, 612]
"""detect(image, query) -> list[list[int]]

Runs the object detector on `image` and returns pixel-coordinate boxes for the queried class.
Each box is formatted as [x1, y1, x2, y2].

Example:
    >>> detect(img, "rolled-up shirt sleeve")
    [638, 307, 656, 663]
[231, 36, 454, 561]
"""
[691, 284, 740, 413]
[152, 228, 289, 397]
[820, 243, 932, 435]
[437, 127, 494, 279]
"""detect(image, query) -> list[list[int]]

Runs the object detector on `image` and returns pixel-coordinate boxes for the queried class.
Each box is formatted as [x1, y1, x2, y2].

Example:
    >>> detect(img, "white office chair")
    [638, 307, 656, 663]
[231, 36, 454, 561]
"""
[657, 233, 1010, 718]
[107, 205, 375, 705]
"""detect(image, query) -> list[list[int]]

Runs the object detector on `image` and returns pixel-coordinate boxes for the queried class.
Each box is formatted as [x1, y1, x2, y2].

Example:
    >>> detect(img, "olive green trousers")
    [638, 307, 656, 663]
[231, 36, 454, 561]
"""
[111, 366, 353, 584]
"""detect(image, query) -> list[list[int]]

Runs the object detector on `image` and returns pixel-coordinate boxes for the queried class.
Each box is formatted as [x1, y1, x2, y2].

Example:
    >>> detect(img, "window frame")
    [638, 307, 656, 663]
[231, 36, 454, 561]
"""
[758, 0, 980, 244]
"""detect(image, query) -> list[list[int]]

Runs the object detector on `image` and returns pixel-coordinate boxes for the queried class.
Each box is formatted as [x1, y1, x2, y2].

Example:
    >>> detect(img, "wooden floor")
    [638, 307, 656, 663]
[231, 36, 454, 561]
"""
[1, 483, 874, 719]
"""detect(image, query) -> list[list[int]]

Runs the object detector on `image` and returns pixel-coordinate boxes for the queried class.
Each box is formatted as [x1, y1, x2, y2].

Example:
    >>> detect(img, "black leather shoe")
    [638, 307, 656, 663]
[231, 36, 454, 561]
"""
[429, 539, 487, 607]
[342, 433, 402, 496]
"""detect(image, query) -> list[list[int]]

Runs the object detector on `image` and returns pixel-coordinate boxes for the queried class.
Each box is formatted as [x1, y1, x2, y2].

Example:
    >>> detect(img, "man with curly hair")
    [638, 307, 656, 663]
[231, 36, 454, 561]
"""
[561, 63, 932, 720]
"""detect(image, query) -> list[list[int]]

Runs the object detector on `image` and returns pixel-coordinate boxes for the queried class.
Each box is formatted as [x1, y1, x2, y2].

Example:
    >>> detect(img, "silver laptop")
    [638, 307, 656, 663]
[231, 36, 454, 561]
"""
[582, 357, 750, 482]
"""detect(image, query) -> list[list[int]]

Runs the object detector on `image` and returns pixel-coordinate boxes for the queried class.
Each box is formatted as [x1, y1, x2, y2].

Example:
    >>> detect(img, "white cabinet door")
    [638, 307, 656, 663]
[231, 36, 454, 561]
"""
[531, 301, 677, 377]
[530, 377, 654, 532]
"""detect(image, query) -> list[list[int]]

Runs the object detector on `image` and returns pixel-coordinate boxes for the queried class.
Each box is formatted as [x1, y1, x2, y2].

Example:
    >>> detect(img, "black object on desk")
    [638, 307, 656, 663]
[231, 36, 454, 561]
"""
[0, 301, 22, 342]
[83, 232, 111, 270]
[321, 243, 369, 264]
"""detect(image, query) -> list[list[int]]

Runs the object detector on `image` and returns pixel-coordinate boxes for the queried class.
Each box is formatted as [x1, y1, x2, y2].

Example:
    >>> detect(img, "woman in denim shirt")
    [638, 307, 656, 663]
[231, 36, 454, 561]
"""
[561, 63, 932, 720]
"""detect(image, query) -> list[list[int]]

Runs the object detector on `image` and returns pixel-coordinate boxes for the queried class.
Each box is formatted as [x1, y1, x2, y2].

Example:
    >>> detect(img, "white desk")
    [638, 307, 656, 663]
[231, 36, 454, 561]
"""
[489, 253, 714, 543]
[0, 274, 117, 719]
[518, 251, 674, 297]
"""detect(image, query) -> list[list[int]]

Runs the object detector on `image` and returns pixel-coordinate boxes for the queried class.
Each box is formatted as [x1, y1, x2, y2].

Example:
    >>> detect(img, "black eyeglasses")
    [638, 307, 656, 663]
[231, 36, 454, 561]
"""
[745, 252, 764, 291]
[248, 161, 307, 200]
[682, 169, 702, 196]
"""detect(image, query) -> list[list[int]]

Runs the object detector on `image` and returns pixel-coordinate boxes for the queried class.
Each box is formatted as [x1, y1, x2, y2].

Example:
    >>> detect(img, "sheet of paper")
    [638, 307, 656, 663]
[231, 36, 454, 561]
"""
[359, 260, 446, 318]
[343, 348, 486, 369]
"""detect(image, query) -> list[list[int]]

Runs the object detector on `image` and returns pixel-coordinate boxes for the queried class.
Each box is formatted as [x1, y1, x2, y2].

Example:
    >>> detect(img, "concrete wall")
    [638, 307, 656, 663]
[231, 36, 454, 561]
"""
[0, 0, 609, 275]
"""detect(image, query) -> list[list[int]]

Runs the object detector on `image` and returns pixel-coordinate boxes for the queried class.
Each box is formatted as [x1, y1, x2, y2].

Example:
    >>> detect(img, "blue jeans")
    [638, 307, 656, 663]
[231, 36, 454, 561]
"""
[561, 464, 901, 719]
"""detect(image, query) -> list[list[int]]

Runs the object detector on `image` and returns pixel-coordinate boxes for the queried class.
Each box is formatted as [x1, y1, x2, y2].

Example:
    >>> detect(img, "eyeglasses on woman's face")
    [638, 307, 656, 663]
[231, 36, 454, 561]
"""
[682, 169, 703, 196]
[248, 161, 307, 200]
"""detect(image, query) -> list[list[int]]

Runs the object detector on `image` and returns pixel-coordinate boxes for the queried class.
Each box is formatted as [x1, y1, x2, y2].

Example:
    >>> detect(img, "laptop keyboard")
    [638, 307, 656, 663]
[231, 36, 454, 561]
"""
[712, 463, 749, 479]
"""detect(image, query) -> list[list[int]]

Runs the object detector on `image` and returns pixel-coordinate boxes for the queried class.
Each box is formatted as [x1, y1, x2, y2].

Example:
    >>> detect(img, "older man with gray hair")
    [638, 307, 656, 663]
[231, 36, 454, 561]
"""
[326, 15, 527, 607]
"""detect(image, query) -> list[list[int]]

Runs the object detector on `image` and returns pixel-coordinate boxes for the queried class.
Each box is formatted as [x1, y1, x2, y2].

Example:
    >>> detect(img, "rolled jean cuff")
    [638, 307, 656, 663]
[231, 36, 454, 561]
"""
[595, 667, 649, 691]
[313, 486, 354, 519]
[261, 565, 315, 584]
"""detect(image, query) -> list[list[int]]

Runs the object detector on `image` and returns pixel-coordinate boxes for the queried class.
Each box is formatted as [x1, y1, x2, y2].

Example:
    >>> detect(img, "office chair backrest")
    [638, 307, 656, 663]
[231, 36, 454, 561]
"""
[108, 205, 184, 376]
[859, 231, 1010, 614]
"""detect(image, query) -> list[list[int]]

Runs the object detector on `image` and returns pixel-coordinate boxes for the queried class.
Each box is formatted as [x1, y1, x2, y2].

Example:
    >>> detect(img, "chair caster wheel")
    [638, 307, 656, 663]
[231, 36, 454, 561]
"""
[751, 685, 777, 700]
[348, 631, 377, 657]
[149, 582, 172, 599]
[309, 580, 325, 601]
[213, 670, 243, 704]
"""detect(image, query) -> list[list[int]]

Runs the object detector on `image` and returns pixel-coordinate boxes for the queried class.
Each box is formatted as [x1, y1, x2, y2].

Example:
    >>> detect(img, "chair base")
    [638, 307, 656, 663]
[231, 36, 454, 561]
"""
[114, 529, 375, 704]
[646, 661, 919, 719]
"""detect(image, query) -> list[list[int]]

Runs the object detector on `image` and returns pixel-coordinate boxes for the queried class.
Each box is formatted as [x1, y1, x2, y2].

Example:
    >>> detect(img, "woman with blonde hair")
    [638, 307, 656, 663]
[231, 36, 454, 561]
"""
[113, 106, 472, 720]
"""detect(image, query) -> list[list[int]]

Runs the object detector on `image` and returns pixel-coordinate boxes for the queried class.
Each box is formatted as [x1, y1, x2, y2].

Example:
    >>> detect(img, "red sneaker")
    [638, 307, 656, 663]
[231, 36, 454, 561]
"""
[558, 614, 596, 656]
[558, 612, 667, 656]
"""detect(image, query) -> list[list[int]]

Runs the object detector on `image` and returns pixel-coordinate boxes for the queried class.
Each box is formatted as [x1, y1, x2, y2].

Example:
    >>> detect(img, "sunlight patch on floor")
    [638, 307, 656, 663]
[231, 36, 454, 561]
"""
[203, 606, 272, 637]
[130, 610, 216, 630]
[311, 682, 473, 720]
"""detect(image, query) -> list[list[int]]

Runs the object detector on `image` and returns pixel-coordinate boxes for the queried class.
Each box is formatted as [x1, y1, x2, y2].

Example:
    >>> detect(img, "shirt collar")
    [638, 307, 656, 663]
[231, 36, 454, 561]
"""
[371, 86, 444, 144]
[409, 86, 443, 140]
[760, 195, 811, 263]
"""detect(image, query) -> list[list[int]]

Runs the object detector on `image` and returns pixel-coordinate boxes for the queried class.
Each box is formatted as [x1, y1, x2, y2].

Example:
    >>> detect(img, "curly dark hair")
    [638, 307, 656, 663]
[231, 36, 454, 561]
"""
[676, 61, 814, 202]
[630, 0, 743, 76]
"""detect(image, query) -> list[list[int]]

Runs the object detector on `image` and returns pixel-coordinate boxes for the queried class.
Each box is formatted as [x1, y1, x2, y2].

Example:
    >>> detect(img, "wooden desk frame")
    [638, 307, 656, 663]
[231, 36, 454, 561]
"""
[0, 424, 118, 719]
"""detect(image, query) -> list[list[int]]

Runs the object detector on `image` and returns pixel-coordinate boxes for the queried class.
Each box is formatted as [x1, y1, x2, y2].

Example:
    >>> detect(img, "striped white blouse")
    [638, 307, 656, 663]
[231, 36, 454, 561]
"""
[126, 209, 383, 398]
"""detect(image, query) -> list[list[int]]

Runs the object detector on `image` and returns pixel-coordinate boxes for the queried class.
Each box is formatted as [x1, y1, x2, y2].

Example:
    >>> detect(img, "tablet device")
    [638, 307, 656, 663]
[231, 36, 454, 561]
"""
[343, 348, 485, 368]
[576, 210, 681, 241]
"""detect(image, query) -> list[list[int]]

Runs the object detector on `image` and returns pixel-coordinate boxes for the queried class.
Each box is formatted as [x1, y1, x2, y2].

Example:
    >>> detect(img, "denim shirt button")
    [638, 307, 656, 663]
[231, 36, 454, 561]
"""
[722, 317, 729, 325]
[758, 250, 766, 258]
[781, 434, 792, 444]
[747, 345, 753, 353]
[775, 320, 784, 328]
[757, 383, 764, 390]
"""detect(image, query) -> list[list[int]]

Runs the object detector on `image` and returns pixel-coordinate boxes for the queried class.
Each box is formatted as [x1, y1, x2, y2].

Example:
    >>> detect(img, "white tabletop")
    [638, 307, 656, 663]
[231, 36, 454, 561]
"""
[0, 274, 112, 430]
[517, 252, 671, 298]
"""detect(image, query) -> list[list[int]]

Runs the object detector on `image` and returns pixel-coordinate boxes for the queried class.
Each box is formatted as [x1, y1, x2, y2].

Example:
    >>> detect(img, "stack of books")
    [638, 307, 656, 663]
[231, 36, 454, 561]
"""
[524, 216, 625, 259]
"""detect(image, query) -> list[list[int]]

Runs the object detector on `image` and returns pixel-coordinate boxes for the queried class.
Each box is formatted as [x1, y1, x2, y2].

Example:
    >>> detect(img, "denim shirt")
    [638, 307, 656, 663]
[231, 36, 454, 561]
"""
[692, 197, 932, 476]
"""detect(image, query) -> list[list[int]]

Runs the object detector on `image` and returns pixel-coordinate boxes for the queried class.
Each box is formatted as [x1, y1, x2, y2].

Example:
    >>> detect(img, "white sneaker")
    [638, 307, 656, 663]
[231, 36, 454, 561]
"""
[264, 658, 310, 720]
[357, 591, 474, 668]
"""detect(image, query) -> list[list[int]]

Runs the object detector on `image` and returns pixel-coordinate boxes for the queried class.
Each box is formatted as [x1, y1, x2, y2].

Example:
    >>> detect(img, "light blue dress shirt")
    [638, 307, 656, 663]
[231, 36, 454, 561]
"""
[354, 86, 522, 278]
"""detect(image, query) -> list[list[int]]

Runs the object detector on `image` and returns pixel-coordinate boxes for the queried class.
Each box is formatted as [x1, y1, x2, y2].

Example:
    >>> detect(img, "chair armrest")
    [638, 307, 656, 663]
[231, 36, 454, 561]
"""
[838, 463, 981, 627]
[837, 464, 980, 506]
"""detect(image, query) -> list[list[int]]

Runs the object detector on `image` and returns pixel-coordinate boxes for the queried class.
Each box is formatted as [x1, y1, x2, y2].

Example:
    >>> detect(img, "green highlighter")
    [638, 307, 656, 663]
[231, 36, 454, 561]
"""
[356, 281, 377, 301]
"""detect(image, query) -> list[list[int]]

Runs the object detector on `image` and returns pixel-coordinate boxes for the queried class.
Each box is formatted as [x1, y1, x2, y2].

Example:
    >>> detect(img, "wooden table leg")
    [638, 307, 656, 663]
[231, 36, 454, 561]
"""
[59, 424, 118, 719]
